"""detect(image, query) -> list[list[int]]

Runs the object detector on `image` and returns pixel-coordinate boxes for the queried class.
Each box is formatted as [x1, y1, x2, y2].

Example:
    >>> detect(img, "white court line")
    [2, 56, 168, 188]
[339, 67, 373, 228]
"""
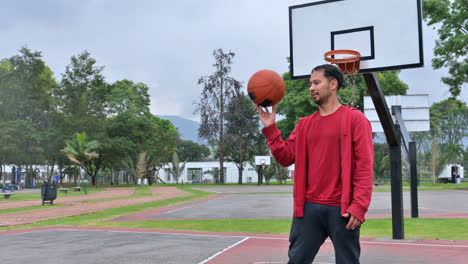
[7, 228, 468, 249]
[198, 237, 250, 264]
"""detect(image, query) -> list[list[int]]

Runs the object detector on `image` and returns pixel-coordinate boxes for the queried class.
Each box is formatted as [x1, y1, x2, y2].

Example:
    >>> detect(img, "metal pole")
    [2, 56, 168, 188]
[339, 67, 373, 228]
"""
[390, 139, 405, 239]
[257, 166, 261, 187]
[409, 141, 419, 218]
[363, 73, 404, 239]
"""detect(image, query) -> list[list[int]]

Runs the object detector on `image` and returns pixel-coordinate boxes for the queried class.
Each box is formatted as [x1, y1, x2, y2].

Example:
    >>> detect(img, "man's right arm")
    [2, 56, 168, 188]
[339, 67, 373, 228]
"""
[256, 105, 296, 167]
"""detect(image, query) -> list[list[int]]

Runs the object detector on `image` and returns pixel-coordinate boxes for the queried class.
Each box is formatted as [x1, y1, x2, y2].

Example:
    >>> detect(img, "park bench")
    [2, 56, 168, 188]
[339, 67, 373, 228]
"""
[73, 187, 81, 192]
[0, 193, 14, 199]
[59, 188, 69, 194]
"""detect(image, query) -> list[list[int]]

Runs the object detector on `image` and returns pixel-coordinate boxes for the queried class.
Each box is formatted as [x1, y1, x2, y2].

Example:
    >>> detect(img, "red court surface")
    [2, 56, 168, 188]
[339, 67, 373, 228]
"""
[1, 226, 467, 264]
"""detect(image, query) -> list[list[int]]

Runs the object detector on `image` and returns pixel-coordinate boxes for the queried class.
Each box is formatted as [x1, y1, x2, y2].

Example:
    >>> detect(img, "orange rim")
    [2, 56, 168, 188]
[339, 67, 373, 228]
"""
[324, 49, 361, 64]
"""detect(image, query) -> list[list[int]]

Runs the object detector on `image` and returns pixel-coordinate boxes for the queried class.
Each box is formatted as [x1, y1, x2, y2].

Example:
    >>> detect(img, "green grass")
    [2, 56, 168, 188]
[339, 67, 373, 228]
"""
[0, 204, 65, 214]
[98, 219, 293, 233]
[373, 182, 468, 192]
[362, 218, 468, 240]
[1, 186, 468, 241]
[97, 218, 468, 240]
[0, 188, 105, 202]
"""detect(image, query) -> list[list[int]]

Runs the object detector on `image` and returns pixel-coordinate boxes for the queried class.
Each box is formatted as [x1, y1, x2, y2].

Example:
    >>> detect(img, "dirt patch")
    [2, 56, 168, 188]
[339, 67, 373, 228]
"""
[0, 187, 189, 226]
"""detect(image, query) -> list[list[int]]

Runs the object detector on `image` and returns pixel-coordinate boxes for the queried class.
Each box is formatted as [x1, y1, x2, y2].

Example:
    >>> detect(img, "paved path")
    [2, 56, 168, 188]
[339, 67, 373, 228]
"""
[0, 187, 189, 226]
[0, 187, 135, 210]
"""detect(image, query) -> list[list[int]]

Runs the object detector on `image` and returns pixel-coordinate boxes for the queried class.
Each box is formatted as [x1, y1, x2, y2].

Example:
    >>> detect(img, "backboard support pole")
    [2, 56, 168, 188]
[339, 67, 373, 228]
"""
[409, 141, 419, 218]
[363, 73, 404, 239]
[393, 105, 419, 219]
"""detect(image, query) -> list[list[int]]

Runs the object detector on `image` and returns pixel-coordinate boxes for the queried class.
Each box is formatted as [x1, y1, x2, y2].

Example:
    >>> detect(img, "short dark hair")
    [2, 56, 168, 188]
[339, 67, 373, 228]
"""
[311, 64, 344, 91]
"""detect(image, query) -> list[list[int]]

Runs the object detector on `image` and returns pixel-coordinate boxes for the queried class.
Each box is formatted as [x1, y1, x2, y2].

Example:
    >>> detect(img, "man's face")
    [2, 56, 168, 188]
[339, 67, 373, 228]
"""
[309, 70, 336, 105]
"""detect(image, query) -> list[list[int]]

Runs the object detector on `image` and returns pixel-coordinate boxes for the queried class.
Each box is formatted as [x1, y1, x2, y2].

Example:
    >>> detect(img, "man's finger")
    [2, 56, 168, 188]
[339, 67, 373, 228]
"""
[346, 215, 361, 230]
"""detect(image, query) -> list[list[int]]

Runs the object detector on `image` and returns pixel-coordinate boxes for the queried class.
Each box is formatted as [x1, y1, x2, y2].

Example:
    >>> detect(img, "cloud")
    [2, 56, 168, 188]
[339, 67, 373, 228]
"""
[0, 0, 465, 122]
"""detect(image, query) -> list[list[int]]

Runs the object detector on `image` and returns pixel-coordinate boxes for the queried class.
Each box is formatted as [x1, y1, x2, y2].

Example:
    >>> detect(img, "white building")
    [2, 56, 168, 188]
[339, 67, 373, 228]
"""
[157, 160, 293, 184]
[157, 161, 256, 184]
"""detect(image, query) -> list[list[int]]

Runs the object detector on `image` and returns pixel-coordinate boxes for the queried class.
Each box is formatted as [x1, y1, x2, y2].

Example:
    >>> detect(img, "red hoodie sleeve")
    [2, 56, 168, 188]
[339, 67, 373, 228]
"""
[346, 112, 374, 223]
[261, 123, 296, 167]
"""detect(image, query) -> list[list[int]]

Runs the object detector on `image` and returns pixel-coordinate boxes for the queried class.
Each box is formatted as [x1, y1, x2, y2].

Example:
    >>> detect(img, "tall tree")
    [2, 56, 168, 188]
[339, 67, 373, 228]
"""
[56, 50, 108, 136]
[224, 92, 260, 184]
[0, 47, 56, 185]
[194, 49, 241, 183]
[423, 0, 467, 97]
[176, 140, 210, 161]
[430, 98, 468, 152]
[145, 116, 178, 184]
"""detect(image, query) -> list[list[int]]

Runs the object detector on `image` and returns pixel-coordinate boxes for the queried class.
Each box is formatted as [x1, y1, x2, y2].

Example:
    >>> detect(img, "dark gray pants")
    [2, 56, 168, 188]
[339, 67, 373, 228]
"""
[288, 202, 360, 264]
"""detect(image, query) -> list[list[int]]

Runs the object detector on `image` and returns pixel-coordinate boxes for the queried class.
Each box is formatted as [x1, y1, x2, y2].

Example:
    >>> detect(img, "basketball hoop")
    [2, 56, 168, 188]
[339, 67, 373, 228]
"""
[324, 50, 361, 75]
[324, 49, 361, 107]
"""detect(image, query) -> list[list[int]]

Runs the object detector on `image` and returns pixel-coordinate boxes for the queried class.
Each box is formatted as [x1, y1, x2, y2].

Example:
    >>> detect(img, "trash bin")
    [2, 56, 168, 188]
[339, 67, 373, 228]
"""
[41, 182, 57, 205]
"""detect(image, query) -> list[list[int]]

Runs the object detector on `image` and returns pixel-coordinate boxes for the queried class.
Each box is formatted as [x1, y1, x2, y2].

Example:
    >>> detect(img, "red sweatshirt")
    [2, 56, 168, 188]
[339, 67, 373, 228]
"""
[262, 106, 374, 222]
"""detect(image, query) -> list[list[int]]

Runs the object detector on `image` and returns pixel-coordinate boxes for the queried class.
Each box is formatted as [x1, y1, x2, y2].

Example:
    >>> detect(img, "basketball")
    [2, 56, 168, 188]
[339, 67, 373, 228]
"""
[247, 69, 285, 107]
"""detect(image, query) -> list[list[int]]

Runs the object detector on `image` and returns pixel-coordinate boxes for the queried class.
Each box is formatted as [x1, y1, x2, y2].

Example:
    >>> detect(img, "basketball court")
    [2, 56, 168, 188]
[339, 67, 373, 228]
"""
[1, 225, 467, 264]
[1, 0, 464, 263]
[1, 186, 467, 263]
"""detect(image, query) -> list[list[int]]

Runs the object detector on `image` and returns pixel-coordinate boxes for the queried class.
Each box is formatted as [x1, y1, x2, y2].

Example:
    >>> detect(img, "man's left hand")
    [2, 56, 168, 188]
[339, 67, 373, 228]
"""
[343, 212, 362, 230]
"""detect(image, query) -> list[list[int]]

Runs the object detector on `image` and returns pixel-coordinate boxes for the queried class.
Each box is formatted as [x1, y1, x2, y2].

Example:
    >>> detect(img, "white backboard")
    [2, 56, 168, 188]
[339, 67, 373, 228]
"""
[364, 95, 430, 133]
[289, 0, 424, 79]
[255, 156, 271, 166]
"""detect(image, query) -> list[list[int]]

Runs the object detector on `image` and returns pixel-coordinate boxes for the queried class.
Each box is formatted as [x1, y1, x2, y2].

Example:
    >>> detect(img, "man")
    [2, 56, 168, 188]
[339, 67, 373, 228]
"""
[256, 64, 373, 264]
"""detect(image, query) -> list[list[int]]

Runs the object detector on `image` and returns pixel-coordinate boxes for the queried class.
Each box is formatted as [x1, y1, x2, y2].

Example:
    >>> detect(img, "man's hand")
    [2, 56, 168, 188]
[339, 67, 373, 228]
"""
[256, 104, 276, 128]
[343, 212, 362, 230]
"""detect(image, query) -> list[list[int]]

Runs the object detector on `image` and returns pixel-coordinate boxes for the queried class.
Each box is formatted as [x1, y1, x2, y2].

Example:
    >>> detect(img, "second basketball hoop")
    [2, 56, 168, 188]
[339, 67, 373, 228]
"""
[324, 49, 361, 75]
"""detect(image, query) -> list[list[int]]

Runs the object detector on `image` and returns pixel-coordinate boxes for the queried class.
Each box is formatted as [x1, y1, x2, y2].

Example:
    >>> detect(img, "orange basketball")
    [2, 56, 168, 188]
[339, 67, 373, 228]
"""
[247, 69, 285, 107]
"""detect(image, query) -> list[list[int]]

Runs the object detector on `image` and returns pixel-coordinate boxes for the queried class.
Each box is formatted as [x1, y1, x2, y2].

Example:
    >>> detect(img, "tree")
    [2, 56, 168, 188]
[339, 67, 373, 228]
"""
[262, 158, 289, 185]
[224, 92, 260, 184]
[430, 98, 468, 164]
[464, 146, 468, 178]
[106, 112, 178, 185]
[373, 143, 390, 184]
[423, 0, 467, 97]
[272, 158, 290, 184]
[247, 132, 270, 185]
[0, 47, 56, 185]
[145, 116, 179, 184]
[431, 137, 447, 183]
[277, 59, 408, 138]
[194, 49, 242, 183]
[176, 140, 210, 161]
[62, 132, 101, 185]
[56, 50, 108, 136]
[168, 152, 186, 184]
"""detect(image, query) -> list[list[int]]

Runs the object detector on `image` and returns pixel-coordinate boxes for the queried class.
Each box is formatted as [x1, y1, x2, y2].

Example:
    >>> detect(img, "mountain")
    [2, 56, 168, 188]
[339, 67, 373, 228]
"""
[158, 115, 205, 145]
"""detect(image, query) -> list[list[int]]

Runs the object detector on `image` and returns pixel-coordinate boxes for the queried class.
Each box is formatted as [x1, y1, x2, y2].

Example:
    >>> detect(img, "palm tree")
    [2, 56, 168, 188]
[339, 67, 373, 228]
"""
[62, 132, 100, 186]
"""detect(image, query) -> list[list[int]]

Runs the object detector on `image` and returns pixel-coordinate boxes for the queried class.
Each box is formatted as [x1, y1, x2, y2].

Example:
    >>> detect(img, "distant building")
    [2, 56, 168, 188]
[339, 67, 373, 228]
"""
[157, 160, 294, 184]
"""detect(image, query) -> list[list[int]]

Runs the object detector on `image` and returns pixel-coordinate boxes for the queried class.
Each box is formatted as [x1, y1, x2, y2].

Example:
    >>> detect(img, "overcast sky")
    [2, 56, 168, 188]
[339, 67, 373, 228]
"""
[1, 0, 466, 121]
